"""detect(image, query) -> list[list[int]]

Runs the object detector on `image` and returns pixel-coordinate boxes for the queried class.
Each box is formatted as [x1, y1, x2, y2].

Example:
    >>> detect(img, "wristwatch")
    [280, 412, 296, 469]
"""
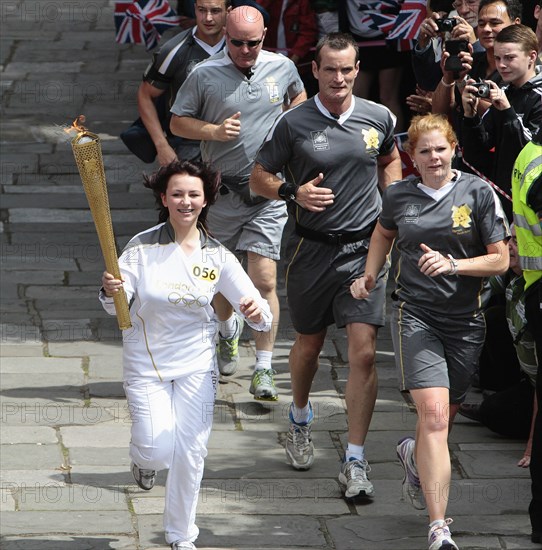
[278, 181, 299, 203]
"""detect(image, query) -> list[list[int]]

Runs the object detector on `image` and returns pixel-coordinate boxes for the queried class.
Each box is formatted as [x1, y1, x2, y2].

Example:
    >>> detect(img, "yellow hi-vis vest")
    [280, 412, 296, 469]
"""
[512, 140, 542, 291]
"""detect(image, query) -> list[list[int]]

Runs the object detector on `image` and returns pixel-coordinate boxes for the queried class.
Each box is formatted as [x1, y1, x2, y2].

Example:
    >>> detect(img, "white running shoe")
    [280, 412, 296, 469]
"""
[338, 458, 375, 499]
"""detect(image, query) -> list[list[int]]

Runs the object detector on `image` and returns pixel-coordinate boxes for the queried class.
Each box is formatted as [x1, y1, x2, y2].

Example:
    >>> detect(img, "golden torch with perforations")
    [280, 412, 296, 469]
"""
[70, 118, 132, 330]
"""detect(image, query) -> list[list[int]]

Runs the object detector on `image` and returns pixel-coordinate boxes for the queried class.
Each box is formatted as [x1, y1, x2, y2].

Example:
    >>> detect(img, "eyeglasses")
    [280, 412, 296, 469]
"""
[228, 35, 263, 48]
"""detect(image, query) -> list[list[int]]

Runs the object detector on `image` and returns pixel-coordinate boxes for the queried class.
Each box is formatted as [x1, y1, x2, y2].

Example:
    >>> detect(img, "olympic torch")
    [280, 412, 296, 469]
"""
[70, 120, 132, 330]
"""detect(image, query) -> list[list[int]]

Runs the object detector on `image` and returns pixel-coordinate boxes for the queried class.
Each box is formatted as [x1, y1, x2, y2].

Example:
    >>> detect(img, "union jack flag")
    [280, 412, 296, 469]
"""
[359, 1, 401, 36]
[114, 0, 181, 50]
[387, 0, 427, 51]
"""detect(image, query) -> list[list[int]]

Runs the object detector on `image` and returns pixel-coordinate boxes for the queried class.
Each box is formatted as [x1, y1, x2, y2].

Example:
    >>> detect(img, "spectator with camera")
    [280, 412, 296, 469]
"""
[431, 0, 522, 184]
[412, 0, 481, 94]
[461, 24, 542, 220]
[432, 0, 522, 118]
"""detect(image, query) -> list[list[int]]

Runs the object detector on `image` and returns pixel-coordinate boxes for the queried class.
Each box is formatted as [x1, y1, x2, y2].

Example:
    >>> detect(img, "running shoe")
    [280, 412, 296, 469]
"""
[397, 436, 426, 510]
[249, 368, 278, 401]
[131, 462, 155, 491]
[217, 315, 243, 376]
[170, 542, 196, 550]
[338, 458, 375, 499]
[285, 404, 314, 470]
[428, 518, 458, 550]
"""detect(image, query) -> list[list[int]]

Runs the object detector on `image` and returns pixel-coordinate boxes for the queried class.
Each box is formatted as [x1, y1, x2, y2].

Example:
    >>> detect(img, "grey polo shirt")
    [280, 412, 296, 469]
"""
[256, 95, 397, 233]
[171, 48, 304, 179]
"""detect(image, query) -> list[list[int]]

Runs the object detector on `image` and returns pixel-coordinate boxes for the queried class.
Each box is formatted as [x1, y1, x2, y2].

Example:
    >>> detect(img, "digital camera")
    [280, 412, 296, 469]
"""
[472, 81, 491, 98]
[436, 18, 458, 33]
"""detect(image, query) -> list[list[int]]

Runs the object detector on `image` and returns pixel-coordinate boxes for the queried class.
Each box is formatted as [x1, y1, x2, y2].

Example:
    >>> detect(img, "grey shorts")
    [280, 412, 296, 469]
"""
[207, 191, 287, 260]
[285, 234, 388, 334]
[390, 302, 486, 404]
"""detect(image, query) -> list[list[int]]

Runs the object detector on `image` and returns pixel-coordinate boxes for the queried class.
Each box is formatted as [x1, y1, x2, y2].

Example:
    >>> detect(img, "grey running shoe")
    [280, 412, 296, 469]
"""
[285, 406, 314, 470]
[171, 542, 196, 550]
[428, 518, 458, 550]
[397, 436, 426, 510]
[131, 462, 155, 491]
[338, 458, 375, 499]
[249, 368, 278, 401]
[217, 315, 243, 376]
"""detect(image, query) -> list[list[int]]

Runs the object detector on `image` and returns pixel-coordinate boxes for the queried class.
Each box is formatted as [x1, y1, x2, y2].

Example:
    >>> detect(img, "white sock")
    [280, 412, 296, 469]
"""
[346, 443, 365, 462]
[291, 402, 311, 424]
[218, 314, 237, 338]
[254, 350, 272, 371]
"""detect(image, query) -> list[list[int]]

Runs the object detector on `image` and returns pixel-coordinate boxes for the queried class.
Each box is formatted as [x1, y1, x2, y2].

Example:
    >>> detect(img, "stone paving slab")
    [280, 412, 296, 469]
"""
[137, 514, 328, 549]
[11, 483, 128, 513]
[0, 443, 63, 470]
[0, 469, 66, 489]
[1, 404, 116, 427]
[60, 425, 131, 449]
[0, 356, 83, 373]
[0, 535, 139, 549]
[0, 510, 135, 536]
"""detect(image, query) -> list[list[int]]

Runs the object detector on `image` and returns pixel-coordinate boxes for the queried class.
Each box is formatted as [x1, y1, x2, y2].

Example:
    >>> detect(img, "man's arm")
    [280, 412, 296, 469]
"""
[137, 82, 177, 166]
[286, 89, 307, 110]
[250, 163, 334, 212]
[170, 112, 242, 142]
[432, 49, 472, 116]
[377, 146, 402, 192]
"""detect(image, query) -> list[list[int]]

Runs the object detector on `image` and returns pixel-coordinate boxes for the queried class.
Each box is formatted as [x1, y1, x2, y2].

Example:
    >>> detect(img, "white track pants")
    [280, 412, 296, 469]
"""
[124, 369, 217, 544]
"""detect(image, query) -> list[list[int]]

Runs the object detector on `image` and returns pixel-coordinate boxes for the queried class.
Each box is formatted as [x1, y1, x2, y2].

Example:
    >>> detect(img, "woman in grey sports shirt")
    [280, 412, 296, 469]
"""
[351, 114, 510, 550]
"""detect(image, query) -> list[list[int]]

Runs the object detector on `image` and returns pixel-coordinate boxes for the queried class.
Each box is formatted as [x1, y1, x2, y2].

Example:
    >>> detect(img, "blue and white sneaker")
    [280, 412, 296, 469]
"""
[285, 403, 314, 470]
[338, 457, 375, 499]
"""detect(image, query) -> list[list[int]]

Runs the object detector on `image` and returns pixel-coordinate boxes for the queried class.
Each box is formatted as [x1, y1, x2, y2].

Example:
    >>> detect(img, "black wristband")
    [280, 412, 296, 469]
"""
[278, 181, 299, 202]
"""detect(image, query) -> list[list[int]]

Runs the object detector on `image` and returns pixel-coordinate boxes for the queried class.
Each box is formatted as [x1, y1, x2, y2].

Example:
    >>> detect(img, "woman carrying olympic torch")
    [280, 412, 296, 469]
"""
[100, 160, 272, 550]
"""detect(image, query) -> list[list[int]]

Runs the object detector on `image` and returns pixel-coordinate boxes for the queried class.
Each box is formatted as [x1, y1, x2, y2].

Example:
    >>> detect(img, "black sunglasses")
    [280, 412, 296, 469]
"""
[228, 36, 263, 48]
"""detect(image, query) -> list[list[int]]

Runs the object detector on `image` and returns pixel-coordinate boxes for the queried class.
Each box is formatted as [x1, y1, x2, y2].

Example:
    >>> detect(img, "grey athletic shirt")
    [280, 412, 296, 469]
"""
[379, 171, 510, 317]
[256, 95, 396, 233]
[171, 48, 304, 179]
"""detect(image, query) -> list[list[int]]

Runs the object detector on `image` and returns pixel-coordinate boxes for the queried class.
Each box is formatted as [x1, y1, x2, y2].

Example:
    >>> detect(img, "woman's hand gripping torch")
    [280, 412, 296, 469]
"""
[70, 125, 132, 329]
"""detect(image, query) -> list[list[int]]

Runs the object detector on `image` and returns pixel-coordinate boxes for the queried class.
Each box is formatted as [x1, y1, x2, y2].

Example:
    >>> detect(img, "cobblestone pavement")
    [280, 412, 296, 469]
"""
[0, 2, 539, 549]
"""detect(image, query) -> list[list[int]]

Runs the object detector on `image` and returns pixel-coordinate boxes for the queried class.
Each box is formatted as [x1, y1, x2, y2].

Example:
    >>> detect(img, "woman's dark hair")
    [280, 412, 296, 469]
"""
[143, 160, 220, 230]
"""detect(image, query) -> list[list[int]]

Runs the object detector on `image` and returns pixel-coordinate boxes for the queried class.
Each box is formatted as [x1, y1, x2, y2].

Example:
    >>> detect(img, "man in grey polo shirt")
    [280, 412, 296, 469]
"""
[250, 32, 401, 499]
[170, 5, 306, 400]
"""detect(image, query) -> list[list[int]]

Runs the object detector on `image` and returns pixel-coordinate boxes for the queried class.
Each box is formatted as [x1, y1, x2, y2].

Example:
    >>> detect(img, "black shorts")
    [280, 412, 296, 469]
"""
[285, 234, 388, 334]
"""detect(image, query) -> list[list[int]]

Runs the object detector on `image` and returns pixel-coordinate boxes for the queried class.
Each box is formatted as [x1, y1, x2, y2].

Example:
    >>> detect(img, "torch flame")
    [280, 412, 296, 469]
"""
[64, 115, 87, 136]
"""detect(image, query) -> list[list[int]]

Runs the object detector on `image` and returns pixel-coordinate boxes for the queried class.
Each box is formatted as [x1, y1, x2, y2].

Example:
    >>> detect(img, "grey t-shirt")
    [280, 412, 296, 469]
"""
[171, 48, 304, 179]
[379, 171, 510, 317]
[256, 95, 396, 233]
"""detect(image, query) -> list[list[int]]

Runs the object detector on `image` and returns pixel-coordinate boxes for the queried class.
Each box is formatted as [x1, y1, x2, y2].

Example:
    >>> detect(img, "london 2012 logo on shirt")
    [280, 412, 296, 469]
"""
[311, 130, 330, 151]
[451, 204, 473, 234]
[362, 127, 380, 155]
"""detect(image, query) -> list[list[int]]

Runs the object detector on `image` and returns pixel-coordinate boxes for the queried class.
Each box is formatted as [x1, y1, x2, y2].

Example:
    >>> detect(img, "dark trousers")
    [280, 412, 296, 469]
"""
[525, 281, 542, 533]
[479, 305, 522, 391]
